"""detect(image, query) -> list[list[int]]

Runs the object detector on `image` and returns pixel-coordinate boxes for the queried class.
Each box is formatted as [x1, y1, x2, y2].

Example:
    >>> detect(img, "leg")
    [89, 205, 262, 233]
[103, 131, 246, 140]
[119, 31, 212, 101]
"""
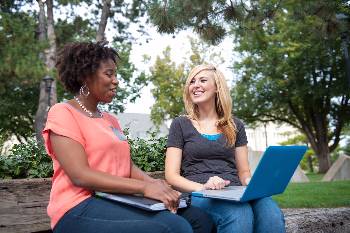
[178, 206, 216, 233]
[250, 197, 286, 233]
[191, 196, 253, 233]
[54, 197, 193, 233]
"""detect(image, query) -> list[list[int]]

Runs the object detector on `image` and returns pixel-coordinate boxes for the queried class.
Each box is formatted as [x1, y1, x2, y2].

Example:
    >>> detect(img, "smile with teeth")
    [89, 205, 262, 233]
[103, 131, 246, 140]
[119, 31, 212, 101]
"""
[193, 90, 204, 96]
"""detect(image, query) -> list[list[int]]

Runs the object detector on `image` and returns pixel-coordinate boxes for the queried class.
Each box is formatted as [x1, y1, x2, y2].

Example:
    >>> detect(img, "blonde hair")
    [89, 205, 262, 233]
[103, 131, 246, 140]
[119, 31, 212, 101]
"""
[183, 64, 237, 146]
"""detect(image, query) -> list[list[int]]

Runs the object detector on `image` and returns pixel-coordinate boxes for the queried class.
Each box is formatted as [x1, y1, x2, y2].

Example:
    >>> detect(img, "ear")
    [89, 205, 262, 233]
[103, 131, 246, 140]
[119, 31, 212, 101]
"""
[85, 75, 94, 85]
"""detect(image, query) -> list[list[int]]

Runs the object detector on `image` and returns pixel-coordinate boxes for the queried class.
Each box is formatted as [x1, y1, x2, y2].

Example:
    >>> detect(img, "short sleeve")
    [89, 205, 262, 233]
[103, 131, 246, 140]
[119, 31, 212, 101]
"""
[42, 104, 85, 156]
[234, 118, 248, 147]
[167, 117, 185, 149]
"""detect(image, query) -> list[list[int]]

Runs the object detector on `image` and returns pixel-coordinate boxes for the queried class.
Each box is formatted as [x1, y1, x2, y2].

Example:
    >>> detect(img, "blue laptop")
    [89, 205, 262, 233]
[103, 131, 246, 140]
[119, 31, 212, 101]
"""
[192, 146, 307, 202]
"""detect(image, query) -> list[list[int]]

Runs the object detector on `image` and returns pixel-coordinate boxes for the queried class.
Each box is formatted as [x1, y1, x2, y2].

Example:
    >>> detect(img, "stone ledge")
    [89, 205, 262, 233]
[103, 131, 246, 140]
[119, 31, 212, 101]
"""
[283, 208, 350, 233]
[0, 177, 349, 233]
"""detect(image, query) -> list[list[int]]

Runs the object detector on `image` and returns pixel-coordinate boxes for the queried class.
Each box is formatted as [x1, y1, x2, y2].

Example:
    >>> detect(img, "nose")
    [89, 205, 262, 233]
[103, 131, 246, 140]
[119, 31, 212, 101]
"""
[112, 75, 119, 86]
[193, 79, 200, 88]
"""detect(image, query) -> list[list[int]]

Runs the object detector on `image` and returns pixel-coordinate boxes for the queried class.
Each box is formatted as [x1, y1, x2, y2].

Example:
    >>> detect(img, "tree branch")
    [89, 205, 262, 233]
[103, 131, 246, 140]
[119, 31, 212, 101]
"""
[96, 0, 112, 42]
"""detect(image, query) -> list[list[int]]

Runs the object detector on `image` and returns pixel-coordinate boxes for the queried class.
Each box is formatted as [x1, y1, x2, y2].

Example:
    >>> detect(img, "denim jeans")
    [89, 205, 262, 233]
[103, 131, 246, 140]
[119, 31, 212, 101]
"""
[191, 196, 285, 233]
[53, 196, 215, 233]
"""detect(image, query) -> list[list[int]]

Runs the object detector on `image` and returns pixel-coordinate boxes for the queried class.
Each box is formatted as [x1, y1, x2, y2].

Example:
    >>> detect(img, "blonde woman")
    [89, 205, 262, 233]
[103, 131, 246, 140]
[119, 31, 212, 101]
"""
[165, 64, 285, 233]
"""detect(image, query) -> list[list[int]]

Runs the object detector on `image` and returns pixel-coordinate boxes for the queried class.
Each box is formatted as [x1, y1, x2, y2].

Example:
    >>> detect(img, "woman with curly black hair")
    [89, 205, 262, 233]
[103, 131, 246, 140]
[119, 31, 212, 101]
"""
[42, 41, 215, 233]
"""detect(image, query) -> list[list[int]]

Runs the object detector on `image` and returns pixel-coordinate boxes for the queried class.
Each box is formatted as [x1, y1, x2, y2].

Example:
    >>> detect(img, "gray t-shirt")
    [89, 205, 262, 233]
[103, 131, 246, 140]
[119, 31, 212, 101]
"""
[167, 116, 248, 185]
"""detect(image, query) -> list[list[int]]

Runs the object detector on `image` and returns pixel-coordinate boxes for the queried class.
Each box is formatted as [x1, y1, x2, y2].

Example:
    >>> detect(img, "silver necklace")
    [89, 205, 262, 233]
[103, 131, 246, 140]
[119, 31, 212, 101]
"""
[74, 96, 102, 118]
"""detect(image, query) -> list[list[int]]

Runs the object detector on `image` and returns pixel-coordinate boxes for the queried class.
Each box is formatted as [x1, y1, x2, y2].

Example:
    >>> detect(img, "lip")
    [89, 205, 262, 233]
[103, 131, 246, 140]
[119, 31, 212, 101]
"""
[192, 90, 204, 97]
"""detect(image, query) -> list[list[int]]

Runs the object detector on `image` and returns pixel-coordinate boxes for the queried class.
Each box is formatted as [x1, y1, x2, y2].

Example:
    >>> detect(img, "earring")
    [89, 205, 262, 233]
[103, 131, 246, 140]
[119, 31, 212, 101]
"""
[80, 83, 90, 97]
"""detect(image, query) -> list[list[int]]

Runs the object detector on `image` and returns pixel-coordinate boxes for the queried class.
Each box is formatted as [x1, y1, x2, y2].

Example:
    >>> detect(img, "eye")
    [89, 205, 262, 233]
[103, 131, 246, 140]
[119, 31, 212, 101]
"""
[190, 79, 195, 84]
[105, 71, 115, 78]
[200, 79, 207, 83]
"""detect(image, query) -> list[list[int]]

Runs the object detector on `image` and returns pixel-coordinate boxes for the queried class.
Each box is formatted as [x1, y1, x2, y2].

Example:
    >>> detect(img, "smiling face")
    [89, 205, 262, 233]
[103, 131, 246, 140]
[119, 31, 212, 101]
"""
[188, 69, 217, 106]
[87, 59, 118, 103]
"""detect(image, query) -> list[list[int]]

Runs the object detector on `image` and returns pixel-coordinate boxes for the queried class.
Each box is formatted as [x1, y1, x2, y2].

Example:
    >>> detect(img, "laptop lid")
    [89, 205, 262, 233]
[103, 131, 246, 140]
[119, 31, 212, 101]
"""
[191, 145, 307, 202]
[240, 145, 307, 202]
[95, 192, 188, 211]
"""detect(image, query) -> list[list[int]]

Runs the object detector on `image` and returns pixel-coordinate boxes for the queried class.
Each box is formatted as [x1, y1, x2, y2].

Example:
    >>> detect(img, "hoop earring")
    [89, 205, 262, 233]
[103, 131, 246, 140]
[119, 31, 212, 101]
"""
[80, 83, 90, 97]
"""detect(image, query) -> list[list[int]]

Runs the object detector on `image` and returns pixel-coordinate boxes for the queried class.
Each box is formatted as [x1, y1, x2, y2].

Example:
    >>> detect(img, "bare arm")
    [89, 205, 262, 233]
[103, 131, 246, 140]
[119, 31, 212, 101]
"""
[165, 147, 204, 192]
[130, 162, 155, 182]
[235, 145, 251, 185]
[50, 132, 180, 211]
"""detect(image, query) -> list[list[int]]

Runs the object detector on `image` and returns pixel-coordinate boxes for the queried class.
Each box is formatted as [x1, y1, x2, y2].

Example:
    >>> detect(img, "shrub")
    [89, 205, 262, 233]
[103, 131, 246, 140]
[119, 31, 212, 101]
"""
[0, 139, 53, 179]
[128, 131, 167, 172]
[0, 131, 168, 178]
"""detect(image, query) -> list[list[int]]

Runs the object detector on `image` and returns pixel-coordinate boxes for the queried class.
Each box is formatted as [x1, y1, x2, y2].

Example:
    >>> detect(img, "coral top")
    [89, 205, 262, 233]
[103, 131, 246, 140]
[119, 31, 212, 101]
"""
[42, 103, 131, 229]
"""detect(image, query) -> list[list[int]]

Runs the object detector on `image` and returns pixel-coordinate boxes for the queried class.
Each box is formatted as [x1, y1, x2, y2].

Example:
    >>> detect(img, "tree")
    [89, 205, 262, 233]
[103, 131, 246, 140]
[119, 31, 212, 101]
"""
[0, 10, 46, 142]
[148, 47, 186, 125]
[0, 0, 147, 142]
[231, 0, 350, 173]
[34, 0, 58, 143]
[147, 37, 224, 125]
[106, 42, 147, 113]
[147, 0, 282, 44]
[280, 134, 315, 172]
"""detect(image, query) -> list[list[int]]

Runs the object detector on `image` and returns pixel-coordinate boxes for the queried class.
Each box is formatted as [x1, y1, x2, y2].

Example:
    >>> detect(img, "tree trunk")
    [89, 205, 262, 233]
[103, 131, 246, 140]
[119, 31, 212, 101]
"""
[96, 0, 112, 42]
[45, 0, 57, 104]
[34, 0, 57, 143]
[307, 154, 313, 173]
[34, 0, 48, 143]
[316, 146, 331, 173]
[34, 81, 49, 144]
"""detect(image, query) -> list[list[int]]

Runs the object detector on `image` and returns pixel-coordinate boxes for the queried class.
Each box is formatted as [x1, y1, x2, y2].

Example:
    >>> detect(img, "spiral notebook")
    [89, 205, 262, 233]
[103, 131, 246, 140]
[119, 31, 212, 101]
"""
[95, 192, 188, 211]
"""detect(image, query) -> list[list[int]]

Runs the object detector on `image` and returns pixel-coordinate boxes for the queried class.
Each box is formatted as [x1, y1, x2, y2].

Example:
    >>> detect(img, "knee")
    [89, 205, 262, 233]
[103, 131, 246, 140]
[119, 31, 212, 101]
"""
[253, 197, 285, 223]
[252, 198, 285, 233]
[165, 215, 193, 233]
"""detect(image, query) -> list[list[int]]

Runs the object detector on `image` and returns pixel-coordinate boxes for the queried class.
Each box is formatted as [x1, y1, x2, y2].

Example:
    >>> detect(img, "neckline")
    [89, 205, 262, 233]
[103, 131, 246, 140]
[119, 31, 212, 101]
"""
[63, 102, 105, 119]
[184, 116, 222, 139]
[201, 132, 222, 136]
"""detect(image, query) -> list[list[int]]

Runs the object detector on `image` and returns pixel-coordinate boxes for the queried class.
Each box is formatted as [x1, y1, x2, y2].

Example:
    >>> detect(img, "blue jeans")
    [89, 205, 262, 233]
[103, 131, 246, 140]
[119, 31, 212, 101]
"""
[53, 196, 215, 233]
[191, 196, 285, 233]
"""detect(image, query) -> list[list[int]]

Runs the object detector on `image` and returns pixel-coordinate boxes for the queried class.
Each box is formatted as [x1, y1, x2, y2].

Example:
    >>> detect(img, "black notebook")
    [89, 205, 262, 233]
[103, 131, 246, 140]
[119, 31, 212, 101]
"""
[95, 192, 188, 211]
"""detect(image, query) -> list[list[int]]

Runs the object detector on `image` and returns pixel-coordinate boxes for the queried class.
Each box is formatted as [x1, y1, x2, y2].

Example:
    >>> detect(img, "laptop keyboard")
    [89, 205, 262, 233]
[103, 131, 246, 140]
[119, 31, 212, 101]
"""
[202, 185, 246, 197]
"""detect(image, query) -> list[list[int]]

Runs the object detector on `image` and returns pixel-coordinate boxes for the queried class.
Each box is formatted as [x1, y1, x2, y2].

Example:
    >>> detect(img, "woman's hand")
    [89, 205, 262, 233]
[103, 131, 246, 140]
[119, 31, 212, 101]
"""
[142, 179, 181, 213]
[203, 176, 230, 190]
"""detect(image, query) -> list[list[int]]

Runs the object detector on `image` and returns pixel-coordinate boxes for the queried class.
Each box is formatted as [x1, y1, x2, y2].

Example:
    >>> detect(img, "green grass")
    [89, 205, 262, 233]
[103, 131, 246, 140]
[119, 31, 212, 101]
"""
[305, 173, 323, 182]
[273, 180, 350, 208]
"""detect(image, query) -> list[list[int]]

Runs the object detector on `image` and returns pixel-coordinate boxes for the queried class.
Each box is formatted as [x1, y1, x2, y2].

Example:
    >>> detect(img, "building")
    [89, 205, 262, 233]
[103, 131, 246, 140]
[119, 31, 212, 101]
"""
[116, 113, 298, 150]
[245, 122, 299, 152]
[115, 113, 168, 139]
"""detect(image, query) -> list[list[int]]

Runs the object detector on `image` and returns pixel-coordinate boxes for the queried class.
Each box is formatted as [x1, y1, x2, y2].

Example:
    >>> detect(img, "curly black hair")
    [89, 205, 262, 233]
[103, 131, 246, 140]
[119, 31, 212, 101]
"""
[56, 41, 120, 94]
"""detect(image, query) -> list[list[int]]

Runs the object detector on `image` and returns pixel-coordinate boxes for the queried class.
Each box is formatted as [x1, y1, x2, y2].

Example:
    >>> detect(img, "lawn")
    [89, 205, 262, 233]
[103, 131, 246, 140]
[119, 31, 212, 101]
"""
[273, 180, 350, 208]
[305, 173, 323, 182]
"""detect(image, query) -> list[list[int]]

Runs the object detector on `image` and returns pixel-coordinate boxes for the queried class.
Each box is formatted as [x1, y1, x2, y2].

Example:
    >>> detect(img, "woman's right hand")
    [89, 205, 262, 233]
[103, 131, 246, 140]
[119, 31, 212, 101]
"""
[204, 176, 230, 190]
[142, 179, 181, 213]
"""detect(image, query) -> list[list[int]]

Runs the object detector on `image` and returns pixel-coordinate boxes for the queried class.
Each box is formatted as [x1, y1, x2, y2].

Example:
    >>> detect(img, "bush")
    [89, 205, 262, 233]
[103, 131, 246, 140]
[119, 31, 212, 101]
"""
[0, 131, 168, 178]
[0, 139, 53, 179]
[128, 131, 167, 172]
